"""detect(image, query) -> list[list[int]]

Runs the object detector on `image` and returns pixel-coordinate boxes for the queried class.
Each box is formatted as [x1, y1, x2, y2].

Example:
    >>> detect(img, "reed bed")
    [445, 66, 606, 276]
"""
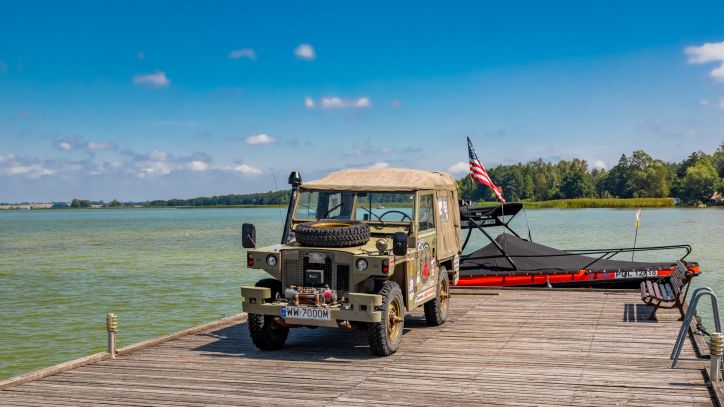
[475, 198, 676, 208]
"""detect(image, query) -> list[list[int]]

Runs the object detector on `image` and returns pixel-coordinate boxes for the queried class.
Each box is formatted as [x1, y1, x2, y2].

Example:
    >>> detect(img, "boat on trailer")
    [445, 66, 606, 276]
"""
[457, 202, 700, 288]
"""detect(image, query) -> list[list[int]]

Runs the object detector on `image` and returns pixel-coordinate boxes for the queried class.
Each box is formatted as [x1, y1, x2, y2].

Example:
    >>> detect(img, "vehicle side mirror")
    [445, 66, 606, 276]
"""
[392, 232, 407, 256]
[242, 223, 256, 248]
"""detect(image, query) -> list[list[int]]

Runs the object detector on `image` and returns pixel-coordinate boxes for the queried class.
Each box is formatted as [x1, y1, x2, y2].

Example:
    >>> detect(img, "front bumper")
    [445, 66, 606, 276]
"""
[240, 286, 382, 327]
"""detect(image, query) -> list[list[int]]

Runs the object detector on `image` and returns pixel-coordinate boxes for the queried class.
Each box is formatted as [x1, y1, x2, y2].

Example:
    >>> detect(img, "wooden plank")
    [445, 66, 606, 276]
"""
[0, 290, 714, 406]
[0, 352, 110, 391]
[117, 313, 246, 356]
[0, 314, 246, 391]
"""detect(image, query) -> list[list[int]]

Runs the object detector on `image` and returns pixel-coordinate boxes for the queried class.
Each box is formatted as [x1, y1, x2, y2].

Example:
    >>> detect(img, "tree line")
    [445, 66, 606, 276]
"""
[65, 143, 722, 208]
[458, 143, 724, 204]
[147, 190, 291, 207]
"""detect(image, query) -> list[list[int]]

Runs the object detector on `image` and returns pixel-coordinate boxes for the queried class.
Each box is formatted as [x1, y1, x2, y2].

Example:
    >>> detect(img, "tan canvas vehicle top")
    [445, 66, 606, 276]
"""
[239, 168, 461, 356]
[303, 167, 458, 192]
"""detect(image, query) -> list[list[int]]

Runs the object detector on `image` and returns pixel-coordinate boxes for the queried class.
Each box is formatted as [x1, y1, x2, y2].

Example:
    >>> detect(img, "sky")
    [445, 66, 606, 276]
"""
[1, 1, 724, 202]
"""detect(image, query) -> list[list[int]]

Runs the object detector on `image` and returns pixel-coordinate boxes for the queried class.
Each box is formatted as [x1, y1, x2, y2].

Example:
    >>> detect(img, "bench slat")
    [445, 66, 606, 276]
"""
[639, 281, 647, 299]
[660, 284, 674, 301]
[653, 282, 663, 299]
[642, 280, 655, 300]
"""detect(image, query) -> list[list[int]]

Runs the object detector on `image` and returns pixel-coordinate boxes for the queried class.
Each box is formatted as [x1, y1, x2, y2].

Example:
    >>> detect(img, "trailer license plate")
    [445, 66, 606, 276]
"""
[614, 270, 658, 279]
[281, 306, 330, 320]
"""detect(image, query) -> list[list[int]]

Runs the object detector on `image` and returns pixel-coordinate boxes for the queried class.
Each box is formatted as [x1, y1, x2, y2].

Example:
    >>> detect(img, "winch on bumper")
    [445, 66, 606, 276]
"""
[241, 286, 382, 327]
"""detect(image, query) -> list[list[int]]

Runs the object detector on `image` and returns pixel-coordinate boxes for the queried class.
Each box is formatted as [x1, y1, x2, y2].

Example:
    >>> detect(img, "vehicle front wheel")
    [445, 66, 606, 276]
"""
[248, 278, 288, 351]
[367, 280, 404, 356]
[248, 314, 288, 350]
[424, 265, 450, 326]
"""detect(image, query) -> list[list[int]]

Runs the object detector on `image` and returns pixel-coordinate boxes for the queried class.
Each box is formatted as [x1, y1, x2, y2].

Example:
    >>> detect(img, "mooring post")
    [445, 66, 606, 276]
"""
[711, 332, 723, 381]
[106, 313, 118, 358]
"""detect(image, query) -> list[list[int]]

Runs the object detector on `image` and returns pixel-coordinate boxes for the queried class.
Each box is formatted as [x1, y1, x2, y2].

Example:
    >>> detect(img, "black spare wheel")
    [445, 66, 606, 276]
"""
[295, 220, 371, 247]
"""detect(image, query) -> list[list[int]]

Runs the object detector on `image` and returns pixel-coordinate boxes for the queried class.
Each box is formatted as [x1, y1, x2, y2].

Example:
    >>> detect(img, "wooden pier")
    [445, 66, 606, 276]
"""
[0, 289, 717, 406]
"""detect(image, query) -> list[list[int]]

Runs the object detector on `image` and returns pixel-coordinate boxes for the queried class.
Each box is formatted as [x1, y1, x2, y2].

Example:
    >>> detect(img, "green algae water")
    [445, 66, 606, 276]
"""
[0, 207, 722, 379]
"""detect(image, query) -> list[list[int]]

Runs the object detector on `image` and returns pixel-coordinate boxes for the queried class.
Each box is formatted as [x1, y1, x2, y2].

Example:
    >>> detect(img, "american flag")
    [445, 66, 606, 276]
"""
[467, 137, 505, 203]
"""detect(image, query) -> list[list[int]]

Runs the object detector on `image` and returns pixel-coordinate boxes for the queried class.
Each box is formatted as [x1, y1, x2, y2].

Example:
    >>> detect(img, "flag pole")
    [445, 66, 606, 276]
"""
[631, 209, 641, 261]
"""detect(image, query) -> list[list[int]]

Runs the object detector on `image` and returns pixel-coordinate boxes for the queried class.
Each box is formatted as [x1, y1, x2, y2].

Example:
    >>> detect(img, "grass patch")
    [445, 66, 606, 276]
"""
[474, 198, 676, 209]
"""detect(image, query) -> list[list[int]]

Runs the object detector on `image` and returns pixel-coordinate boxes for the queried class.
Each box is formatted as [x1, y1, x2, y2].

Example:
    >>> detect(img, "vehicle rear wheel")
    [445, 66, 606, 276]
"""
[424, 265, 450, 326]
[367, 280, 404, 356]
[248, 279, 288, 351]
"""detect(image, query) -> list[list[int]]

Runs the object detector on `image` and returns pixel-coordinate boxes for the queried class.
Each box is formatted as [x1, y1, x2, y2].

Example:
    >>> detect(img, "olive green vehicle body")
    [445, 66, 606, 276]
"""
[240, 168, 461, 328]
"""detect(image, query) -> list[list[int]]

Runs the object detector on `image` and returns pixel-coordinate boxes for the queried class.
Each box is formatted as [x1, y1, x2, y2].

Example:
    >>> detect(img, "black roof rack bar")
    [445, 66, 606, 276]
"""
[460, 209, 518, 271]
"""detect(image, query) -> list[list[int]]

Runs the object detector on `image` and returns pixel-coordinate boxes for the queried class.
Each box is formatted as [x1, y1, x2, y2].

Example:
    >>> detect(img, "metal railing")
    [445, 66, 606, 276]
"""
[671, 287, 722, 381]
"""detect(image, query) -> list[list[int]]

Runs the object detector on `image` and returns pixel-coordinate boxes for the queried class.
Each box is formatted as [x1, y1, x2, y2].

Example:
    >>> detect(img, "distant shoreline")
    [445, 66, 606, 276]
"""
[4, 197, 723, 210]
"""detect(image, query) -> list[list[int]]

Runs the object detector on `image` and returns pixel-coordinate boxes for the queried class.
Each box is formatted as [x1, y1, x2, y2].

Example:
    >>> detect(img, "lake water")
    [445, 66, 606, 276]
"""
[0, 207, 722, 379]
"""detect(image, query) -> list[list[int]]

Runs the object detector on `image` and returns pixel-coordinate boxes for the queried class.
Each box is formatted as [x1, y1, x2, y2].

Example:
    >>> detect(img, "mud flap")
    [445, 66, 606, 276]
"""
[451, 254, 460, 285]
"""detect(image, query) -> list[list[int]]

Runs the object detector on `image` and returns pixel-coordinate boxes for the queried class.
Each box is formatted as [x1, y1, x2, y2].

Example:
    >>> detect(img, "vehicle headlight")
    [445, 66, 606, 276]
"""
[266, 254, 278, 267]
[356, 258, 368, 271]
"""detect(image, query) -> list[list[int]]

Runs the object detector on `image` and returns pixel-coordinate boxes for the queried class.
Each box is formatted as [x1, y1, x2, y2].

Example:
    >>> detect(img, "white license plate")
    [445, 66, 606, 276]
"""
[614, 270, 658, 279]
[281, 306, 330, 321]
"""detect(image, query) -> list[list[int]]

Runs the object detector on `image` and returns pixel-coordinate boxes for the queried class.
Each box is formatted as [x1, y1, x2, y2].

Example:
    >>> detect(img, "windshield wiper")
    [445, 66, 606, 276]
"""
[316, 203, 344, 220]
[361, 206, 386, 227]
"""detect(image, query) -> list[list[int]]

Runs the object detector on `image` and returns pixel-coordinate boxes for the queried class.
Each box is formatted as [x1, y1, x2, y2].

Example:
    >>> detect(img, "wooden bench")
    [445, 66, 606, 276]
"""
[640, 261, 692, 321]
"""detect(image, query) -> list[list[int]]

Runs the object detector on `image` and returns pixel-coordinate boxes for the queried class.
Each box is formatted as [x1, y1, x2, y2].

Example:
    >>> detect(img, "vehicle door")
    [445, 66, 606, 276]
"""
[411, 191, 437, 306]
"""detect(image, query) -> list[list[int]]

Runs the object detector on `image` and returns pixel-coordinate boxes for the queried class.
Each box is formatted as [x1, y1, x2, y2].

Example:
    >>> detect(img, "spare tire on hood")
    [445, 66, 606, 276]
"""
[294, 220, 371, 248]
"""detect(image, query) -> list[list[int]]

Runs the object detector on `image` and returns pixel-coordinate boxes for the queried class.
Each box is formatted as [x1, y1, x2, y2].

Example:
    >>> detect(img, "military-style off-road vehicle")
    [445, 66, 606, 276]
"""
[240, 168, 461, 356]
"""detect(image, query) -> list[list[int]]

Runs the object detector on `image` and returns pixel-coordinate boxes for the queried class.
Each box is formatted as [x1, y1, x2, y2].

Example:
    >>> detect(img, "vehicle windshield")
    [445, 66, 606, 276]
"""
[294, 190, 414, 222]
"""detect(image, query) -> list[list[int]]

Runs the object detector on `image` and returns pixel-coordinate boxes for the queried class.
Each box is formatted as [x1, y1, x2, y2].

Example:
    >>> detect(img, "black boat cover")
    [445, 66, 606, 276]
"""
[460, 234, 675, 276]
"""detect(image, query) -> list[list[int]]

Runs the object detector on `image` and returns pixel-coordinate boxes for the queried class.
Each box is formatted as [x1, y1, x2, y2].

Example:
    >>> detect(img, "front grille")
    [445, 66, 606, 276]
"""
[283, 259, 304, 287]
[336, 265, 349, 291]
[282, 252, 350, 292]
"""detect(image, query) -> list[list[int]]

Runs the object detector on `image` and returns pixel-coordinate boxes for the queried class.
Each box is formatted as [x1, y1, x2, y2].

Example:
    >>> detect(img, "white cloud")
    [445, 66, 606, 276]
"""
[294, 43, 316, 60]
[320, 96, 371, 109]
[304, 97, 315, 109]
[592, 160, 607, 170]
[1, 164, 55, 178]
[700, 99, 710, 106]
[132, 71, 170, 88]
[713, 65, 724, 81]
[58, 142, 72, 151]
[391, 99, 401, 108]
[720, 98, 724, 109]
[685, 41, 724, 82]
[148, 150, 169, 161]
[228, 48, 257, 60]
[369, 162, 389, 169]
[685, 41, 724, 64]
[138, 161, 171, 177]
[188, 161, 209, 171]
[448, 162, 469, 174]
[228, 164, 262, 175]
[86, 141, 114, 150]
[245, 134, 275, 145]
[0, 154, 14, 163]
